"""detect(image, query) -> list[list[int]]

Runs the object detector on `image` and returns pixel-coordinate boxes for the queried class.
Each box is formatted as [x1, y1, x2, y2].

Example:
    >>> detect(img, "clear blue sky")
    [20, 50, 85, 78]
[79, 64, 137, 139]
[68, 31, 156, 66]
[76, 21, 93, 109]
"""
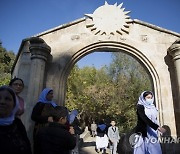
[0, 0, 179, 68]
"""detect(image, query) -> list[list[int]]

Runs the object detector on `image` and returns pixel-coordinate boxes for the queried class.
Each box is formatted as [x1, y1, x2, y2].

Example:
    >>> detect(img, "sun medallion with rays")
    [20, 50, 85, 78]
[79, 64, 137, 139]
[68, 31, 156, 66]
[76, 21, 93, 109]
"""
[85, 1, 131, 35]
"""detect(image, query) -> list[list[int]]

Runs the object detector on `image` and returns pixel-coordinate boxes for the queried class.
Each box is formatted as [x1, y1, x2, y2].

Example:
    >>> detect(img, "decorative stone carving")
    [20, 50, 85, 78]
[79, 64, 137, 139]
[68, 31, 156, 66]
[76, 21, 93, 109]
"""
[168, 39, 180, 61]
[120, 35, 126, 41]
[85, 1, 132, 35]
[29, 37, 51, 61]
[27, 37, 51, 101]
[71, 35, 80, 40]
[168, 39, 180, 108]
[141, 35, 148, 42]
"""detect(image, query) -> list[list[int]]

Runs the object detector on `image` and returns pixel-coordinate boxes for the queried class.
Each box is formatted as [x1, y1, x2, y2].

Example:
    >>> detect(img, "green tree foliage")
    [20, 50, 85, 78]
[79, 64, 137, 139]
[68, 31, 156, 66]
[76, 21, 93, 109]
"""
[66, 52, 152, 133]
[0, 41, 15, 86]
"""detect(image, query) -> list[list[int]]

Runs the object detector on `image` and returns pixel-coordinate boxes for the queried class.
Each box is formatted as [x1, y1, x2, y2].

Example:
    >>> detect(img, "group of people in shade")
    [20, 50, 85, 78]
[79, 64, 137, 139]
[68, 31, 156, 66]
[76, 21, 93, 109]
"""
[0, 77, 166, 154]
[0, 77, 81, 154]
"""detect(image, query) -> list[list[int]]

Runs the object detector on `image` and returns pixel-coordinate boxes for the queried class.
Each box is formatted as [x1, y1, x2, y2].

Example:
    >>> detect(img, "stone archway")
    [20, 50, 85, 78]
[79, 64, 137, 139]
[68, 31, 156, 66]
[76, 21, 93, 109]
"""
[11, 3, 180, 152]
[59, 41, 163, 126]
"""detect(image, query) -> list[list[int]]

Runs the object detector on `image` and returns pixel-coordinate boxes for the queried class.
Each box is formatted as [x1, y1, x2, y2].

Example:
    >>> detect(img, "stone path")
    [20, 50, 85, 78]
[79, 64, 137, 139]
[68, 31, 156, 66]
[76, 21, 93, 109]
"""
[79, 135, 110, 154]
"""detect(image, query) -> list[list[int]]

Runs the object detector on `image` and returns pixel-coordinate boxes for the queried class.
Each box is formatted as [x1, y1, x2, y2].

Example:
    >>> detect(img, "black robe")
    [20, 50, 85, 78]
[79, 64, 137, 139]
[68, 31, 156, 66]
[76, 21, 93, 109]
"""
[36, 122, 76, 154]
[135, 104, 159, 137]
[0, 118, 32, 154]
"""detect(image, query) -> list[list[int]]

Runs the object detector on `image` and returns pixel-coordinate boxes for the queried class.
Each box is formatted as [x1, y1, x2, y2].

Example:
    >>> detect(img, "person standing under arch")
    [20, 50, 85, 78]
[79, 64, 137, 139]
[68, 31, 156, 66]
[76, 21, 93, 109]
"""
[108, 120, 120, 154]
[91, 120, 97, 137]
[95, 120, 109, 154]
[133, 91, 166, 154]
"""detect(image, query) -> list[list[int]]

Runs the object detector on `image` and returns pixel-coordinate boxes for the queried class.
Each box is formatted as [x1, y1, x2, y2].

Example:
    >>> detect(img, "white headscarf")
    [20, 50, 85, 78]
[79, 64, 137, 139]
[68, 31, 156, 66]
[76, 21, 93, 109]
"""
[137, 91, 158, 125]
[137, 91, 155, 109]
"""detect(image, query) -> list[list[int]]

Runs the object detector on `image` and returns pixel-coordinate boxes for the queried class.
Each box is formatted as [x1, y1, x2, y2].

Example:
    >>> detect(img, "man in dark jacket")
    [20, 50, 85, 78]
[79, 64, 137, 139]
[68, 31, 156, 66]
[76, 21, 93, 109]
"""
[36, 106, 76, 154]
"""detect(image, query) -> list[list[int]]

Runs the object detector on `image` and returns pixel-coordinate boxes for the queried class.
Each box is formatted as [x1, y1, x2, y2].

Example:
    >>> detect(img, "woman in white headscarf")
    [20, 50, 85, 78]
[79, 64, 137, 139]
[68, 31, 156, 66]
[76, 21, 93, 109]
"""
[133, 91, 166, 154]
[0, 86, 31, 154]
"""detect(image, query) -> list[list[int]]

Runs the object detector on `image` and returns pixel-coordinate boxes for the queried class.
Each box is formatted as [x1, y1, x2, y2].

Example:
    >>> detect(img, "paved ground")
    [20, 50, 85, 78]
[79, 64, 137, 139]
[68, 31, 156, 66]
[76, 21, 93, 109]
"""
[79, 135, 111, 154]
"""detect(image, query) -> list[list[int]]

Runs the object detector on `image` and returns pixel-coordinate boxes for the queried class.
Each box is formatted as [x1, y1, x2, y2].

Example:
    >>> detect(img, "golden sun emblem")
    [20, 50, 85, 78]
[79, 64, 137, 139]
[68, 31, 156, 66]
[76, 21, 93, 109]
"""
[85, 1, 131, 35]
